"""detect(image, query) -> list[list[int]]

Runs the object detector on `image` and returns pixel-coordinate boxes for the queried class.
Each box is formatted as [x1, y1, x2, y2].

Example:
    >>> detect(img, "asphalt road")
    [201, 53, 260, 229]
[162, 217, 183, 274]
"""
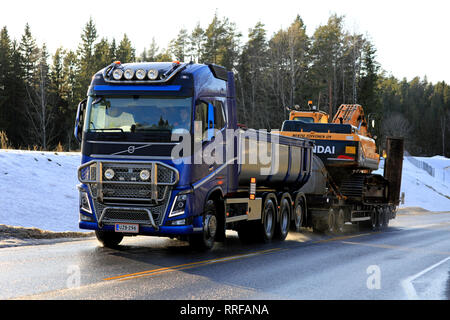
[1, 210, 449, 300]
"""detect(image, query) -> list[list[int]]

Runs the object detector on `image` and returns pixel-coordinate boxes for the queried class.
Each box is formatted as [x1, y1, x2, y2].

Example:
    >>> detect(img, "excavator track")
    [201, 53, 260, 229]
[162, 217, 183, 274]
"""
[339, 173, 388, 204]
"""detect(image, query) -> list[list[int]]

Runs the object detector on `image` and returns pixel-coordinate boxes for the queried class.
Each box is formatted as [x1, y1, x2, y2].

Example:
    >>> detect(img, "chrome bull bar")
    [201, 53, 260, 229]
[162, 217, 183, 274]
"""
[78, 160, 179, 203]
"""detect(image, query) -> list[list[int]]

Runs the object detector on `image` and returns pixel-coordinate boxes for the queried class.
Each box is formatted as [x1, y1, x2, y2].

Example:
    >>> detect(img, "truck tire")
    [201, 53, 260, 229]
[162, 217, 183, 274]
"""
[376, 207, 384, 230]
[189, 200, 217, 251]
[259, 194, 277, 243]
[95, 230, 123, 248]
[335, 208, 346, 234]
[381, 207, 390, 229]
[326, 208, 336, 234]
[291, 194, 305, 232]
[275, 196, 291, 241]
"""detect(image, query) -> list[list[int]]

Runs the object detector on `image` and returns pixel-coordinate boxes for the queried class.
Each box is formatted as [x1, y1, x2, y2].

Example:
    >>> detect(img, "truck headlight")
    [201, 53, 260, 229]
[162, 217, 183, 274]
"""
[139, 169, 150, 181]
[169, 194, 188, 217]
[104, 168, 115, 180]
[79, 189, 92, 214]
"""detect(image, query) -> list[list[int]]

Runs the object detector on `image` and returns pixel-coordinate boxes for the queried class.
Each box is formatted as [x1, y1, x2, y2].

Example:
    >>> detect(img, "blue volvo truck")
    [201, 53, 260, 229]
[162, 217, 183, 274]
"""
[74, 61, 314, 249]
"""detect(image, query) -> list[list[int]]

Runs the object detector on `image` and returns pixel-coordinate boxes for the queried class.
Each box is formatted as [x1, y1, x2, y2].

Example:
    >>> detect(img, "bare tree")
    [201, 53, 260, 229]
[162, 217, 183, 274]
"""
[24, 45, 55, 150]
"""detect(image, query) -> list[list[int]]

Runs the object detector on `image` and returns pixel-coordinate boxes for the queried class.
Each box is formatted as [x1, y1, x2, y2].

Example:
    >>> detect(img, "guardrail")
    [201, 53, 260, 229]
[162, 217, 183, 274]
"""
[406, 156, 435, 177]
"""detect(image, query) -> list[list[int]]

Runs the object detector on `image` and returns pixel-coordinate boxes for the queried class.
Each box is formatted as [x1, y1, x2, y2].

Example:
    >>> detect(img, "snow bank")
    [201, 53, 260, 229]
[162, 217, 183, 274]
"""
[0, 149, 83, 233]
[374, 156, 450, 212]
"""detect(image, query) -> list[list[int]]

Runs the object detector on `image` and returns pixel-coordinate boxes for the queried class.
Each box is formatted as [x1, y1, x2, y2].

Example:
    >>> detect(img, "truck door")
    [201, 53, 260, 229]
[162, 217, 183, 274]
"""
[191, 99, 227, 187]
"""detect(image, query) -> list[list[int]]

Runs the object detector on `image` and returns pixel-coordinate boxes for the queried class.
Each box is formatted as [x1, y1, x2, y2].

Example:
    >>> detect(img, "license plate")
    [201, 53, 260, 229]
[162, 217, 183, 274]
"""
[115, 223, 139, 233]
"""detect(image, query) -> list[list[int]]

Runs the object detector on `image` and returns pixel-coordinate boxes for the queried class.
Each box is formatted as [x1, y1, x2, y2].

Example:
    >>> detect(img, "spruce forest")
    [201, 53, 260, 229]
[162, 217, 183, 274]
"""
[0, 13, 448, 156]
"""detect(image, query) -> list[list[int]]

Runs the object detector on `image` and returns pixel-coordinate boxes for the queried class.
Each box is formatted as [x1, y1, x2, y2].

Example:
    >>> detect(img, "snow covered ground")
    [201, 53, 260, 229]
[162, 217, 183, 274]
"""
[374, 155, 450, 212]
[0, 149, 449, 233]
[0, 150, 82, 233]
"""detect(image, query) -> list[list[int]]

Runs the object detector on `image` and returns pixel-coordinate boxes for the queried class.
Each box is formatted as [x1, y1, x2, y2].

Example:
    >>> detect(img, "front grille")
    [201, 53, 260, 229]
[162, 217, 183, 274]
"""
[101, 184, 168, 202]
[103, 209, 151, 224]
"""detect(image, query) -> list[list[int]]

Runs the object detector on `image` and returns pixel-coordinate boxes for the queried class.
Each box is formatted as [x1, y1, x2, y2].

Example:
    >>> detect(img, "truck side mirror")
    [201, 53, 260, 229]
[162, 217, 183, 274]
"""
[74, 99, 87, 143]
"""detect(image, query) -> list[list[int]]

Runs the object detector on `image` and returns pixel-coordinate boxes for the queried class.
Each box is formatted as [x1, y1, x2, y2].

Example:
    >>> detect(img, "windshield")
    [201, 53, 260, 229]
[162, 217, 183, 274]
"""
[293, 117, 314, 123]
[84, 96, 192, 133]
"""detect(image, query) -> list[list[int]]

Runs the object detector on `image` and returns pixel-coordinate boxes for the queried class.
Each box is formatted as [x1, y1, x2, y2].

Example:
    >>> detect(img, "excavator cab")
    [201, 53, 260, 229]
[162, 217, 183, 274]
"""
[289, 101, 329, 124]
[279, 102, 380, 172]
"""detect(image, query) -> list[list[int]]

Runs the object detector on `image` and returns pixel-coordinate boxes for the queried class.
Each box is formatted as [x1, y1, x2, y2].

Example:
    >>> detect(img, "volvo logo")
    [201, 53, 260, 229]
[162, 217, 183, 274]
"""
[127, 146, 136, 154]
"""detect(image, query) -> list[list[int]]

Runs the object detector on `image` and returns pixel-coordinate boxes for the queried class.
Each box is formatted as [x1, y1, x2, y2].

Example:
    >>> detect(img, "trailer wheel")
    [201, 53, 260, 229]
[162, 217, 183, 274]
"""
[292, 194, 305, 232]
[275, 196, 291, 241]
[95, 230, 123, 248]
[369, 208, 378, 230]
[381, 207, 390, 229]
[327, 208, 336, 233]
[376, 207, 384, 230]
[260, 194, 277, 243]
[335, 209, 346, 234]
[189, 200, 217, 250]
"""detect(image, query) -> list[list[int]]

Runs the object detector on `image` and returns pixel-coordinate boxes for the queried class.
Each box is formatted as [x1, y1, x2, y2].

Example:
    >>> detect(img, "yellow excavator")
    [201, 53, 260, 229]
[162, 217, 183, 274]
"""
[276, 101, 403, 232]
[281, 101, 379, 172]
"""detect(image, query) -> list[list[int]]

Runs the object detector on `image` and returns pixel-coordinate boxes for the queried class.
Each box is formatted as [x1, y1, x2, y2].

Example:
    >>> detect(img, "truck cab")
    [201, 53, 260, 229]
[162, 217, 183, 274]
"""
[75, 62, 239, 248]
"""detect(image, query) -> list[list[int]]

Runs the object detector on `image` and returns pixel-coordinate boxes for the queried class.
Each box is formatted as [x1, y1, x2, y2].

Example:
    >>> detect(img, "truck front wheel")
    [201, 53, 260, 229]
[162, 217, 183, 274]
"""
[189, 200, 217, 250]
[95, 230, 123, 248]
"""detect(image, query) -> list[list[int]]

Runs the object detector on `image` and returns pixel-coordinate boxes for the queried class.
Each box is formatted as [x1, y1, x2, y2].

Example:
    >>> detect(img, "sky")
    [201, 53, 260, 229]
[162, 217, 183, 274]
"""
[1, 0, 449, 84]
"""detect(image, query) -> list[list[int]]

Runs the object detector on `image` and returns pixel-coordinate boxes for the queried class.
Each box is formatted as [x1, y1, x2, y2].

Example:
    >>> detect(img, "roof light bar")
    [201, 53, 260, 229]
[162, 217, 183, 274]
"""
[101, 62, 189, 84]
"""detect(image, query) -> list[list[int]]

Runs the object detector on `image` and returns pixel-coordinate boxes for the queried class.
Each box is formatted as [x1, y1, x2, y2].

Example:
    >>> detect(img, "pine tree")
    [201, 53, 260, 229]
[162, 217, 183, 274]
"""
[116, 34, 135, 63]
[188, 23, 205, 63]
[18, 23, 39, 85]
[140, 37, 159, 62]
[201, 13, 241, 70]
[109, 38, 117, 61]
[5, 40, 27, 146]
[237, 21, 268, 128]
[169, 28, 189, 61]
[94, 37, 112, 70]
[76, 17, 98, 103]
[0, 26, 12, 132]
[358, 40, 380, 114]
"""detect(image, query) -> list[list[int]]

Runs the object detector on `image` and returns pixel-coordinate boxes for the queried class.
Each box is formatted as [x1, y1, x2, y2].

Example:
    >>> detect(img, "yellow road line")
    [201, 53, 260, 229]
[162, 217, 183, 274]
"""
[104, 231, 382, 282]
[104, 248, 283, 282]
